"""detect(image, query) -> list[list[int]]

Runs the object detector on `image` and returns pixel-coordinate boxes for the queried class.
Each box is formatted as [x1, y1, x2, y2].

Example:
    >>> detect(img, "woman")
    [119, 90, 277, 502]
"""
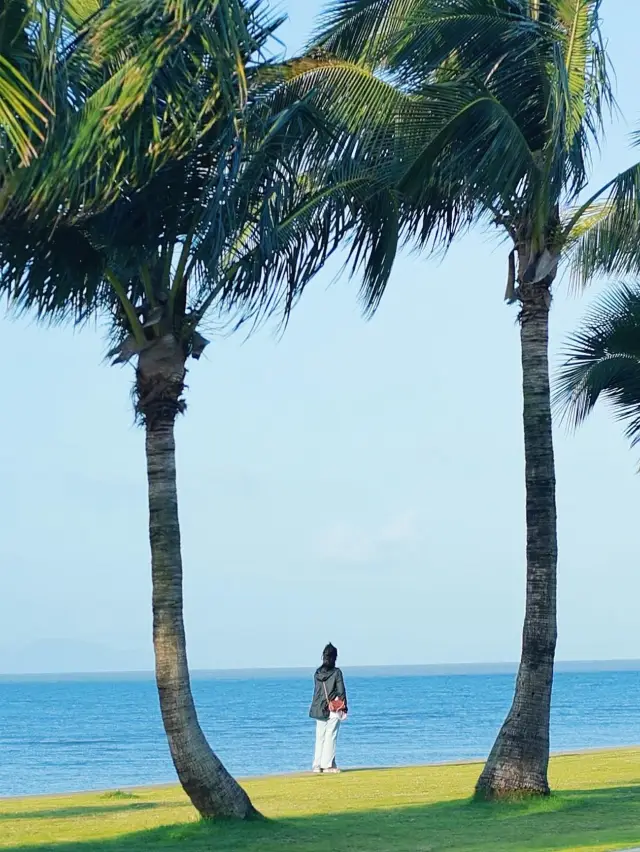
[309, 643, 348, 774]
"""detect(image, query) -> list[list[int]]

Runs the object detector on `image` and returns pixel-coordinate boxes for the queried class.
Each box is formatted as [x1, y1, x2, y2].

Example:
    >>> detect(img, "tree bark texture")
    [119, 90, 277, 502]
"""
[139, 335, 258, 819]
[475, 280, 558, 799]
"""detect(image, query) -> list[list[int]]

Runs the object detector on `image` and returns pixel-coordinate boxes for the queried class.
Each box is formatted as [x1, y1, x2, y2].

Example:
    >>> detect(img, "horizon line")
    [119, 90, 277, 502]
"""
[1, 658, 640, 680]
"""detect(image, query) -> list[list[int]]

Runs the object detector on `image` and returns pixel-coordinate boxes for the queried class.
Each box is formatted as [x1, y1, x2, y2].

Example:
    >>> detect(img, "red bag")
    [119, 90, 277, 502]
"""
[323, 681, 346, 714]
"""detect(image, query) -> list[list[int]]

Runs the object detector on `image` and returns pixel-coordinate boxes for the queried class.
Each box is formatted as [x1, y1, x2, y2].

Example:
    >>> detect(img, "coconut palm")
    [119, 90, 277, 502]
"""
[0, 0, 387, 820]
[274, 0, 640, 797]
[556, 283, 640, 444]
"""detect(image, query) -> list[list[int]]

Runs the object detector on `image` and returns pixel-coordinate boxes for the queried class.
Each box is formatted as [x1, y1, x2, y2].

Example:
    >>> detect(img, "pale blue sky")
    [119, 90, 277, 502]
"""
[1, 1, 638, 674]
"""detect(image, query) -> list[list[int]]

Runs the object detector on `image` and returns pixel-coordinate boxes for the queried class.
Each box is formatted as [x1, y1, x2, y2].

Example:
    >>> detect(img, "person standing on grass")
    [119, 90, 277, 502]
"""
[309, 643, 348, 774]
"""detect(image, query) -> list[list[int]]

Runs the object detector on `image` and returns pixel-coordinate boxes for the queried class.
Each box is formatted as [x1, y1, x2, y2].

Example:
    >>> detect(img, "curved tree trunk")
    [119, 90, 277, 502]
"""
[475, 281, 558, 799]
[139, 335, 259, 820]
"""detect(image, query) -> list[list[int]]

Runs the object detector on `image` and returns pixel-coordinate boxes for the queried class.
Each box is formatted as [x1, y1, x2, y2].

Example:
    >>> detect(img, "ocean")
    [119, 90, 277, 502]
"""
[1, 667, 639, 797]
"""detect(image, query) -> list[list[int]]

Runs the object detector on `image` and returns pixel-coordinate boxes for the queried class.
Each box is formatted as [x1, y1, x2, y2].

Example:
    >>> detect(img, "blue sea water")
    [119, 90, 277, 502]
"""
[1, 669, 639, 797]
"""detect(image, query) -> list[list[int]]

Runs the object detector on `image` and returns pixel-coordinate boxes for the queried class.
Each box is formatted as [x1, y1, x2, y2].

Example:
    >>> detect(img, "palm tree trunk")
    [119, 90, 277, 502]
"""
[140, 336, 259, 820]
[475, 281, 558, 799]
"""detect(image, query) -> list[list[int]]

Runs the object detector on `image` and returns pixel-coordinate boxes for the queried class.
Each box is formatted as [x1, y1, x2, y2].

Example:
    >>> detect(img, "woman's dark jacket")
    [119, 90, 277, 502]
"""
[309, 665, 348, 721]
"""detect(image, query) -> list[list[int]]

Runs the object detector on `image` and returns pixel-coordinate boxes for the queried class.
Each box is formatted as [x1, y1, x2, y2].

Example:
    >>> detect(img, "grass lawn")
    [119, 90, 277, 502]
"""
[3, 749, 640, 852]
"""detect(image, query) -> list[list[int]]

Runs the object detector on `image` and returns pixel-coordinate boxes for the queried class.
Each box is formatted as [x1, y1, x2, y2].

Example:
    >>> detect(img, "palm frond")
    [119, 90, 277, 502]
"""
[312, 0, 615, 255]
[221, 157, 401, 323]
[555, 282, 640, 446]
[0, 214, 107, 324]
[541, 0, 612, 203]
[0, 0, 59, 167]
[16, 0, 284, 215]
[0, 56, 50, 165]
[566, 161, 640, 285]
[397, 83, 536, 212]
[312, 0, 421, 66]
[2, 45, 401, 346]
[264, 44, 540, 273]
[314, 0, 539, 83]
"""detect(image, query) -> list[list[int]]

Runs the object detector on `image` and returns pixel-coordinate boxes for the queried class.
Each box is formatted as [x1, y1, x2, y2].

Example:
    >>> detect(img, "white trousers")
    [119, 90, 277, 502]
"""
[313, 714, 341, 770]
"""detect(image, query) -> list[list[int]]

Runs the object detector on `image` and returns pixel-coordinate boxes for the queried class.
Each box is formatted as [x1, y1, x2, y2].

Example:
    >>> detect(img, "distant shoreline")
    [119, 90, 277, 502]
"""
[1, 659, 640, 682]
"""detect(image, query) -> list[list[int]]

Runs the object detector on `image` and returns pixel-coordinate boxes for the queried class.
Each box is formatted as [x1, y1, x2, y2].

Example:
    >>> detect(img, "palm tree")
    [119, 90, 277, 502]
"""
[556, 283, 640, 444]
[279, 0, 640, 797]
[0, 0, 383, 820]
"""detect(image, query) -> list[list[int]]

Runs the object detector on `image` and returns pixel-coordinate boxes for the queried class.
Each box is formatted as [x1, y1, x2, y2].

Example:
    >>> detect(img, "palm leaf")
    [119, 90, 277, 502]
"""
[0, 0, 56, 166]
[16, 0, 284, 215]
[309, 0, 612, 269]
[0, 57, 50, 165]
[2, 36, 399, 349]
[314, 0, 539, 80]
[555, 282, 640, 447]
[566, 161, 640, 285]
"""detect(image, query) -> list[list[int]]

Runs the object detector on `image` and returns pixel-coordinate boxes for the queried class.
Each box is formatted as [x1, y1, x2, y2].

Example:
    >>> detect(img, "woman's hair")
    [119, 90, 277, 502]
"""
[322, 643, 338, 668]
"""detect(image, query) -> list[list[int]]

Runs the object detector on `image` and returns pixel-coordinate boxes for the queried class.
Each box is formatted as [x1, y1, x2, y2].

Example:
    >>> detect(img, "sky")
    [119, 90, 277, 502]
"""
[1, 1, 639, 674]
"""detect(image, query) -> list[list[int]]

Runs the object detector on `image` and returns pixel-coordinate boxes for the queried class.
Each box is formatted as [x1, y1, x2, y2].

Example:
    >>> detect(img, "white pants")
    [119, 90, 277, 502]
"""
[313, 714, 341, 770]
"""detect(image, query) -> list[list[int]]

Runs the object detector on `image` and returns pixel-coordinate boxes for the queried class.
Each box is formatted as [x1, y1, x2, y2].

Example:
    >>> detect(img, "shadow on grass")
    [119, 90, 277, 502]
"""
[0, 802, 161, 822]
[5, 786, 640, 851]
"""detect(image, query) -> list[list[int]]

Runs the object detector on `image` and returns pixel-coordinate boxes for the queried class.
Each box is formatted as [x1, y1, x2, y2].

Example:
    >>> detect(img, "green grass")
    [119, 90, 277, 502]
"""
[3, 749, 640, 851]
